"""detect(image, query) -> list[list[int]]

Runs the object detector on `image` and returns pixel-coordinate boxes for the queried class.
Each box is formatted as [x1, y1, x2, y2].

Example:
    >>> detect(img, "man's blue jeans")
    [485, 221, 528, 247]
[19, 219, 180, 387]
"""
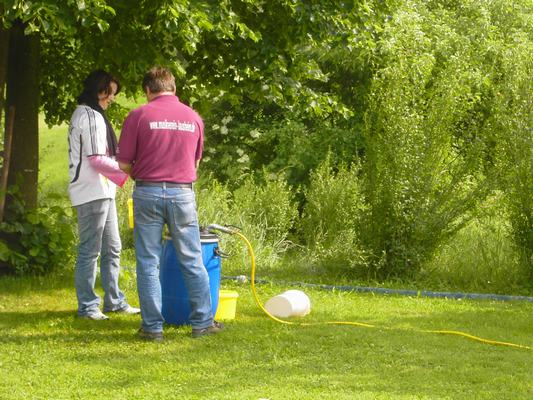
[133, 185, 213, 333]
[74, 198, 127, 316]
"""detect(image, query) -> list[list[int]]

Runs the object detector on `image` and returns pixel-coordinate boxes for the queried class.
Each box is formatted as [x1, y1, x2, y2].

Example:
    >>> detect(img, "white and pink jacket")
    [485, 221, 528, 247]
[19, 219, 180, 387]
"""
[68, 105, 128, 207]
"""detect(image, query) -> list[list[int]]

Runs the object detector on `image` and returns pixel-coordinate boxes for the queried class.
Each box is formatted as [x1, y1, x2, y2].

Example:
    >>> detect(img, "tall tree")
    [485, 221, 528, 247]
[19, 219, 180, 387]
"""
[2, 0, 357, 207]
[5, 20, 39, 208]
[1, 0, 114, 209]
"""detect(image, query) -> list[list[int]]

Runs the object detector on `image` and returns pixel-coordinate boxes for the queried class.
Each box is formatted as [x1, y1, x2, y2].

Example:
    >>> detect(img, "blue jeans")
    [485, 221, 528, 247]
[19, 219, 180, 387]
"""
[74, 198, 127, 316]
[133, 185, 212, 333]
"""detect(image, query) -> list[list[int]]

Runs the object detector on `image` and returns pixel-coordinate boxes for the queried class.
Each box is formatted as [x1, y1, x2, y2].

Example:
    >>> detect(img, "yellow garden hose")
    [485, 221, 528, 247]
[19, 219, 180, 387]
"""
[208, 225, 532, 351]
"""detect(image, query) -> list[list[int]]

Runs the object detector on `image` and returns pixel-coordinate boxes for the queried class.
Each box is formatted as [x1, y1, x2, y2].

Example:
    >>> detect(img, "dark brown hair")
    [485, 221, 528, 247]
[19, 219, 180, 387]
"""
[77, 70, 120, 156]
[77, 69, 120, 106]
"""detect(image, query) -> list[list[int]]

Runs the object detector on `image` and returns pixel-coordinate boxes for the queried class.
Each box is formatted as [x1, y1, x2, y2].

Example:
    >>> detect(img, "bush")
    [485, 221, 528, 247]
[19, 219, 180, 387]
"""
[201, 117, 364, 190]
[232, 171, 297, 243]
[360, 3, 492, 278]
[195, 173, 298, 276]
[196, 175, 233, 229]
[299, 156, 367, 276]
[0, 188, 76, 275]
[114, 179, 135, 249]
[489, 37, 533, 273]
[419, 194, 531, 294]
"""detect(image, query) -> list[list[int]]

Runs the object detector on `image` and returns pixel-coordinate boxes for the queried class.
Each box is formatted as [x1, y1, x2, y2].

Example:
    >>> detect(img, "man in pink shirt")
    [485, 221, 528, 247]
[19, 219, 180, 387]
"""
[118, 67, 223, 341]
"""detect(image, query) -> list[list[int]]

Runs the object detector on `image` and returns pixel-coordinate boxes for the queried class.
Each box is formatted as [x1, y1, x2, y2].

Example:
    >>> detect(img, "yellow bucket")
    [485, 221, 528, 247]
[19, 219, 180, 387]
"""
[215, 290, 239, 320]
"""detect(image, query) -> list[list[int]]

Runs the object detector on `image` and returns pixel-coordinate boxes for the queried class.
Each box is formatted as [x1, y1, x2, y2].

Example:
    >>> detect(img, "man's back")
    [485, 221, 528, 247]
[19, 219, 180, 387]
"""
[118, 95, 204, 183]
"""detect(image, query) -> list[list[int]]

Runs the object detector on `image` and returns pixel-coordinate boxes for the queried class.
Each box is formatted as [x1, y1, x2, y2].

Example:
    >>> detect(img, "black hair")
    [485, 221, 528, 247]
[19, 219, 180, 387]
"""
[77, 70, 121, 156]
[77, 70, 121, 106]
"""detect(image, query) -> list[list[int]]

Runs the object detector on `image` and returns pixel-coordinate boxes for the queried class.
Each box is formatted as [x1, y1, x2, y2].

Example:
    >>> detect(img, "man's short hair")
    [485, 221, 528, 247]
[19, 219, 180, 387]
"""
[142, 67, 176, 94]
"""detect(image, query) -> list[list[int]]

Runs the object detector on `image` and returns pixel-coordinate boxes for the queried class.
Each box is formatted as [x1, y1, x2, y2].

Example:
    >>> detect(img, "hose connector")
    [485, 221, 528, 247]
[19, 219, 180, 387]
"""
[206, 224, 238, 235]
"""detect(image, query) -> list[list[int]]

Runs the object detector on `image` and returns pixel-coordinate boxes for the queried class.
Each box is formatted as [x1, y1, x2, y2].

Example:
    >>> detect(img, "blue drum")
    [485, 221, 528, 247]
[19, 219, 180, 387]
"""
[160, 231, 221, 325]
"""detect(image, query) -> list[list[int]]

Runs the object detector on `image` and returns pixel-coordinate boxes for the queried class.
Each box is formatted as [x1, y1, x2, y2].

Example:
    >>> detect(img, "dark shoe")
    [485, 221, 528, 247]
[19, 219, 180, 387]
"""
[138, 328, 163, 342]
[192, 321, 225, 338]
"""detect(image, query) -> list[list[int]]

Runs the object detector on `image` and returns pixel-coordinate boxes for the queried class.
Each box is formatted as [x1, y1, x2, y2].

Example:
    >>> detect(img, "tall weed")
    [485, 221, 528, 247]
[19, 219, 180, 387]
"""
[196, 173, 298, 276]
[420, 195, 530, 294]
[489, 37, 532, 272]
[115, 179, 135, 249]
[299, 156, 367, 276]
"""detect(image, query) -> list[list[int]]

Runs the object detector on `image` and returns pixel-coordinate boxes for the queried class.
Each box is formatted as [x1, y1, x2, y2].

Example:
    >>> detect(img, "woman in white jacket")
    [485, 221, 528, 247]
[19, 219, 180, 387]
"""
[68, 70, 139, 320]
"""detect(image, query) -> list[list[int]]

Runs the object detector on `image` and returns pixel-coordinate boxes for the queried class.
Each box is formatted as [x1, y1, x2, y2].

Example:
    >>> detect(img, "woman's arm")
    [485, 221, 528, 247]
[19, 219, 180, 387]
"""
[88, 155, 129, 187]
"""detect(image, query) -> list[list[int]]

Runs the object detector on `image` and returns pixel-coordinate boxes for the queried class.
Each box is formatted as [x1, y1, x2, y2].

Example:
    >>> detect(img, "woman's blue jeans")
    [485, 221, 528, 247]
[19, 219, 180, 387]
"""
[74, 198, 127, 316]
[133, 185, 213, 333]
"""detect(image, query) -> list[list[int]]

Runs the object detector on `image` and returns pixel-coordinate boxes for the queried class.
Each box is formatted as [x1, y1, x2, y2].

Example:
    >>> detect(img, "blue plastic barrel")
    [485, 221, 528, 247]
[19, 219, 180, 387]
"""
[160, 232, 221, 325]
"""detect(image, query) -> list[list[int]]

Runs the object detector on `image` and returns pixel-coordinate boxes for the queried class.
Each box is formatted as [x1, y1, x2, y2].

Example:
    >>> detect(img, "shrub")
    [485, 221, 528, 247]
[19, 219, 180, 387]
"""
[196, 175, 233, 229]
[114, 179, 135, 249]
[232, 170, 297, 243]
[195, 173, 298, 276]
[299, 156, 367, 276]
[489, 37, 532, 273]
[201, 117, 364, 190]
[230, 171, 298, 271]
[0, 188, 76, 275]
[361, 3, 492, 278]
[419, 194, 531, 294]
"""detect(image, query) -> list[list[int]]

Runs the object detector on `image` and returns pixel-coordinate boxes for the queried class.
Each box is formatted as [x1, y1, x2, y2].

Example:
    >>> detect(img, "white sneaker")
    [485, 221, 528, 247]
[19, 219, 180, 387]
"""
[81, 311, 109, 320]
[117, 305, 141, 315]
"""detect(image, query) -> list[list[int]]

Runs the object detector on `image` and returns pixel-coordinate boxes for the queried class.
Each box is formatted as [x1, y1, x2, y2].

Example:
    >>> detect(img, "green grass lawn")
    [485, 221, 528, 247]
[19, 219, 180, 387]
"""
[12, 115, 529, 399]
[0, 273, 532, 399]
[38, 117, 69, 198]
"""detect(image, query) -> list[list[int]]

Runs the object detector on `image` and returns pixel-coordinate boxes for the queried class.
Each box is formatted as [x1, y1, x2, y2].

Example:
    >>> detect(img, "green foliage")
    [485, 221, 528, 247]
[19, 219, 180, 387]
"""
[114, 178, 135, 249]
[232, 171, 297, 244]
[6, 0, 532, 286]
[299, 156, 368, 275]
[360, 1, 496, 277]
[420, 194, 531, 294]
[1, 0, 114, 34]
[202, 118, 365, 189]
[196, 175, 233, 230]
[9, 0, 366, 127]
[196, 172, 298, 275]
[0, 187, 76, 275]
[488, 32, 533, 271]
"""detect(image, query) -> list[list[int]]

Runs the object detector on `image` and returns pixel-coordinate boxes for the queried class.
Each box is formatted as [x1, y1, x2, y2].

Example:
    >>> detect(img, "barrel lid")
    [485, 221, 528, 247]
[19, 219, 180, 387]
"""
[200, 228, 219, 243]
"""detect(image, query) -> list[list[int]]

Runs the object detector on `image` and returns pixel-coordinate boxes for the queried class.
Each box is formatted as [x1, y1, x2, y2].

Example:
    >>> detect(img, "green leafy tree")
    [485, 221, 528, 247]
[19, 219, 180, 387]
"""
[2, 0, 367, 207]
[361, 1, 498, 277]
[1, 0, 114, 208]
[489, 33, 532, 272]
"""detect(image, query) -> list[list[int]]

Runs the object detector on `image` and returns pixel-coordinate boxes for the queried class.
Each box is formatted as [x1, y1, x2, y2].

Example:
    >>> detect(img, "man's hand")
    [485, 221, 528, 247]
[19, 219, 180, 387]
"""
[118, 161, 133, 177]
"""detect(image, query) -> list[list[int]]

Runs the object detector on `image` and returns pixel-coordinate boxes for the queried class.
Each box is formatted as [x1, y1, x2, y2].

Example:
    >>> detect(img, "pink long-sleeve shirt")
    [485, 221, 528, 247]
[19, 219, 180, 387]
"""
[88, 155, 129, 187]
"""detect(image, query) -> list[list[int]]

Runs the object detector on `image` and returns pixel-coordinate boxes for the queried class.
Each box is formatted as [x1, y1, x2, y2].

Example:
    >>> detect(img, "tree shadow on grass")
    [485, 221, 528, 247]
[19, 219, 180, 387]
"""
[0, 309, 147, 344]
[0, 272, 75, 295]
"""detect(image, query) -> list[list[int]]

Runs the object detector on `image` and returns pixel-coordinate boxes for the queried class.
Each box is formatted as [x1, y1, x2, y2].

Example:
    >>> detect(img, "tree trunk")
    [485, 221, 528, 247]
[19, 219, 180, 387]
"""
[5, 20, 40, 210]
[0, 12, 9, 129]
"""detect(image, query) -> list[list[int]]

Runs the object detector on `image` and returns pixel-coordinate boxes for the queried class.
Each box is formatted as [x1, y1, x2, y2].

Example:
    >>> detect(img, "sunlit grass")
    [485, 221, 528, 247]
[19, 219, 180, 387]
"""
[1, 119, 531, 399]
[38, 117, 69, 199]
[1, 272, 532, 399]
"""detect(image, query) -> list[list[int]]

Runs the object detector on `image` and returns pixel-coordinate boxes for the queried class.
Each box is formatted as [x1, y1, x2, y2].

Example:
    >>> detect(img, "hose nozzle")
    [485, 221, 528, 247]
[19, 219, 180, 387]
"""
[206, 224, 238, 235]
